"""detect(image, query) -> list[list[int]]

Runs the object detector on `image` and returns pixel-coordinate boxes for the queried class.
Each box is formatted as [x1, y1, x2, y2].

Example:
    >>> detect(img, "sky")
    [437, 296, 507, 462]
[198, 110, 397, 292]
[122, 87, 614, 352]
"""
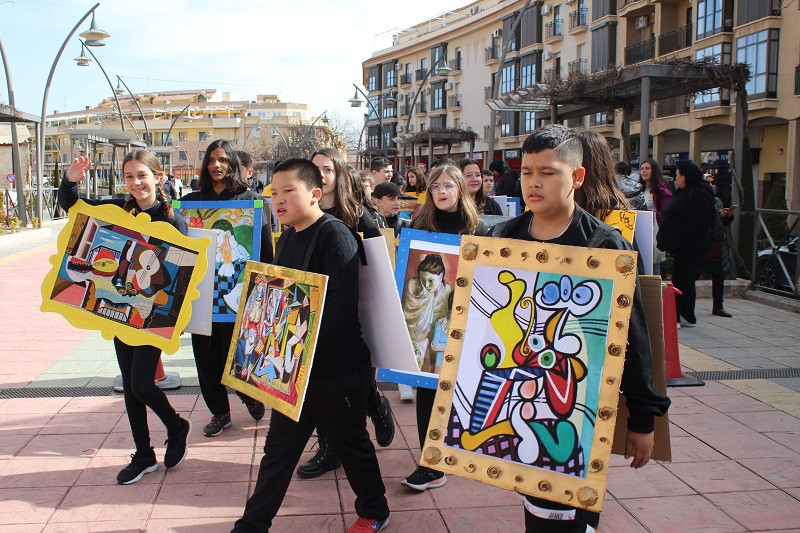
[0, 0, 471, 127]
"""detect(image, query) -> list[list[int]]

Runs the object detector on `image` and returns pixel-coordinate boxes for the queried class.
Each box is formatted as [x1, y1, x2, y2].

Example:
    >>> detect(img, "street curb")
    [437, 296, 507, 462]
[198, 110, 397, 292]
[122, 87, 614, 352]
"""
[0, 226, 53, 250]
[744, 289, 800, 313]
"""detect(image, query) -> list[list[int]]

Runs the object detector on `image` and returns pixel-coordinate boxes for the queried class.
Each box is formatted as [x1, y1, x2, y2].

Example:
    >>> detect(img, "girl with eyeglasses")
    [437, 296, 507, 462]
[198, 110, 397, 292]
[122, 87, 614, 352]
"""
[458, 158, 503, 215]
[401, 164, 488, 492]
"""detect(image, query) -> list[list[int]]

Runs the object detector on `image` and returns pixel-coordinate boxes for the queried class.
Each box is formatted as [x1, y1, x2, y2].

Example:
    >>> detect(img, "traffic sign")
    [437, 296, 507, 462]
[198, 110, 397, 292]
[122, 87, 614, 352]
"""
[5, 174, 14, 183]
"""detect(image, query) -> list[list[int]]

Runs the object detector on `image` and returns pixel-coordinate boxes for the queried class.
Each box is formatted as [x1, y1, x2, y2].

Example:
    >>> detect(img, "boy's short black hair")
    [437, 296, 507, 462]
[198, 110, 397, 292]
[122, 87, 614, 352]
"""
[521, 124, 583, 170]
[370, 157, 391, 172]
[372, 181, 402, 199]
[237, 150, 253, 169]
[273, 158, 322, 189]
[677, 161, 704, 187]
[488, 160, 505, 173]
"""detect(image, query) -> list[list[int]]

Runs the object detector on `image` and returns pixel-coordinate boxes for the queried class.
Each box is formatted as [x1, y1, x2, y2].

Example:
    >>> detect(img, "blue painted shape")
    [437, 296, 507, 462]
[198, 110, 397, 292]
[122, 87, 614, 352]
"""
[377, 368, 439, 389]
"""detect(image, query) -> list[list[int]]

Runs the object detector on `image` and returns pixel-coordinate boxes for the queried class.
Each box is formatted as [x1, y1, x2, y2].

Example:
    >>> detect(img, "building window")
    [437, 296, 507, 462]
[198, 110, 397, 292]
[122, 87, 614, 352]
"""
[179, 150, 187, 161]
[432, 84, 445, 110]
[368, 66, 380, 92]
[178, 131, 187, 142]
[501, 60, 517, 95]
[198, 150, 205, 162]
[697, 0, 732, 40]
[737, 0, 781, 26]
[368, 96, 379, 120]
[591, 22, 617, 72]
[520, 7, 540, 47]
[385, 63, 396, 88]
[500, 111, 519, 137]
[694, 43, 731, 107]
[432, 44, 447, 75]
[367, 126, 380, 149]
[160, 132, 172, 146]
[198, 131, 209, 141]
[383, 101, 397, 119]
[521, 54, 538, 87]
[523, 111, 536, 134]
[737, 29, 779, 99]
[591, 0, 616, 22]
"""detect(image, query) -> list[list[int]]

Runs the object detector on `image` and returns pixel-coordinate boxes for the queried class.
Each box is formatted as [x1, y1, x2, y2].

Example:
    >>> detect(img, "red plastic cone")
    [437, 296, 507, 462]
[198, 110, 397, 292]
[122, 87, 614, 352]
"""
[154, 357, 167, 383]
[664, 282, 704, 387]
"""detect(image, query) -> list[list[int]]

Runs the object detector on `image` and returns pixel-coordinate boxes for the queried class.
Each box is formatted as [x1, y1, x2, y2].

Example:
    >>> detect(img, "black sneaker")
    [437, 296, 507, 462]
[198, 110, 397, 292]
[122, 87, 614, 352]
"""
[242, 396, 265, 421]
[164, 418, 192, 469]
[370, 395, 395, 447]
[203, 412, 231, 437]
[296, 436, 341, 478]
[116, 448, 158, 485]
[401, 466, 446, 491]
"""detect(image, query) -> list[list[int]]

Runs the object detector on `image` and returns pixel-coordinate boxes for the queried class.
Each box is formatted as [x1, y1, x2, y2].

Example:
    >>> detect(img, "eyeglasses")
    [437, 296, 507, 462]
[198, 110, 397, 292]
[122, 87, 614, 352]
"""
[464, 172, 482, 179]
[429, 181, 457, 194]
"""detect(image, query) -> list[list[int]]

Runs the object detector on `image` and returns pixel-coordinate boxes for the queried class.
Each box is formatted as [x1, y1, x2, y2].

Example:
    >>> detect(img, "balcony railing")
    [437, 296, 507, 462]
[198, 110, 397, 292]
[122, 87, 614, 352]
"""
[659, 23, 692, 55]
[544, 67, 561, 83]
[448, 57, 462, 71]
[415, 68, 428, 82]
[448, 94, 461, 108]
[568, 59, 587, 76]
[545, 19, 563, 40]
[485, 44, 499, 62]
[657, 95, 690, 117]
[625, 37, 655, 65]
[484, 85, 493, 100]
[399, 104, 408, 117]
[400, 73, 412, 85]
[569, 8, 587, 30]
[415, 101, 427, 114]
[484, 125, 493, 139]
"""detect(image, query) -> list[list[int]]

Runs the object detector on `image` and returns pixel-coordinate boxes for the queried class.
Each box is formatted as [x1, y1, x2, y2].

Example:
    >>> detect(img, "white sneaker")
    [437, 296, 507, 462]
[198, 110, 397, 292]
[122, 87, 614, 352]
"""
[399, 384, 415, 402]
[678, 316, 696, 327]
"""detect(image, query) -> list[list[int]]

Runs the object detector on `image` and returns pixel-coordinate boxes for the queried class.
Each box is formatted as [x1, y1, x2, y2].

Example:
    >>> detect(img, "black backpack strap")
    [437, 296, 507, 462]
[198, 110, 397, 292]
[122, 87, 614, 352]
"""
[587, 224, 614, 248]
[273, 227, 294, 264]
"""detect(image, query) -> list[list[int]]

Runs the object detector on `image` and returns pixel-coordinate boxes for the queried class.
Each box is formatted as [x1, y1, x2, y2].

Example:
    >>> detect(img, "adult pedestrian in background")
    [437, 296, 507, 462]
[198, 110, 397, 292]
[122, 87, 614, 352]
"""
[657, 161, 715, 327]
[700, 173, 734, 317]
[489, 159, 516, 197]
[639, 159, 673, 274]
[404, 166, 425, 195]
[370, 157, 393, 183]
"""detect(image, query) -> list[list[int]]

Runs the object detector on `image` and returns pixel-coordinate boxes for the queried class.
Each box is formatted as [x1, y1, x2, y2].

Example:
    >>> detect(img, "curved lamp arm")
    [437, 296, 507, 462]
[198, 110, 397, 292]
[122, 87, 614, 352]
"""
[116, 75, 149, 142]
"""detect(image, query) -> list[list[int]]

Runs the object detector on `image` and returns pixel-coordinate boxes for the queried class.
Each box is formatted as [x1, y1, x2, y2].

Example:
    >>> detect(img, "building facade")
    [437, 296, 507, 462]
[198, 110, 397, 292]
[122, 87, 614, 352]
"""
[362, 0, 800, 210]
[44, 90, 325, 186]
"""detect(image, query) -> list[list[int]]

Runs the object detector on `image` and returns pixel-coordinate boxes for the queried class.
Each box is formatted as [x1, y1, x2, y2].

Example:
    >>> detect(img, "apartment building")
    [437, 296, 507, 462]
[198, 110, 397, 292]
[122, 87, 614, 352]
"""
[362, 0, 800, 210]
[44, 90, 322, 184]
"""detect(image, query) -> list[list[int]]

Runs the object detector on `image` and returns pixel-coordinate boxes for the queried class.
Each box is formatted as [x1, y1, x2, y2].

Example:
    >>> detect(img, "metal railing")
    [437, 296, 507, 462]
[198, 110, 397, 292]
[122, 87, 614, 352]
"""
[568, 59, 587, 76]
[448, 94, 461, 108]
[415, 101, 427, 114]
[400, 73, 412, 85]
[625, 37, 656, 65]
[485, 44, 499, 62]
[752, 208, 800, 298]
[484, 85, 493, 100]
[545, 19, 563, 40]
[659, 23, 692, 55]
[569, 8, 587, 30]
[415, 68, 428, 82]
[448, 57, 462, 71]
[544, 66, 561, 83]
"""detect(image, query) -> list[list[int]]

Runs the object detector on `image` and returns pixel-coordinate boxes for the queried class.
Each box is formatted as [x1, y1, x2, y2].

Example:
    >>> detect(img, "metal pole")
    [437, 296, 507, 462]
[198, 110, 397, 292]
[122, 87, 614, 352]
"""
[116, 75, 149, 142]
[487, 0, 534, 164]
[300, 110, 326, 156]
[0, 36, 27, 225]
[79, 40, 124, 133]
[639, 75, 651, 168]
[38, 3, 101, 222]
[166, 103, 191, 175]
[401, 55, 448, 174]
[353, 84, 383, 162]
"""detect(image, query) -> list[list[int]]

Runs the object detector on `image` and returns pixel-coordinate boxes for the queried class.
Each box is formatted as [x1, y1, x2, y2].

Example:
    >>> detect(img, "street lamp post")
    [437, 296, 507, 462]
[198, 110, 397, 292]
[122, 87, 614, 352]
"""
[166, 103, 191, 175]
[349, 85, 396, 162]
[270, 126, 290, 158]
[37, 3, 110, 223]
[116, 76, 149, 143]
[399, 56, 451, 173]
[0, 36, 28, 225]
[486, 0, 534, 165]
[300, 110, 328, 156]
[76, 40, 125, 133]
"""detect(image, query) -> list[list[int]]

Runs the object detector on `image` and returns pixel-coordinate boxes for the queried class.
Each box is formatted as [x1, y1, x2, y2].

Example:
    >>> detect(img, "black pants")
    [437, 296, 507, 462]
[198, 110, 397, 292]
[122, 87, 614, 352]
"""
[234, 366, 389, 532]
[192, 322, 255, 415]
[415, 386, 437, 448]
[114, 338, 182, 451]
[316, 374, 382, 447]
[671, 246, 707, 322]
[711, 271, 725, 310]
[523, 495, 600, 532]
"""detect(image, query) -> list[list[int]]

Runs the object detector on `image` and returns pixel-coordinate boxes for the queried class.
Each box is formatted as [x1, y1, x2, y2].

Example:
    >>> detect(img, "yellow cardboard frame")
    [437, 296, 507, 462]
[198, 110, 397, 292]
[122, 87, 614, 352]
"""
[422, 236, 638, 512]
[221, 260, 328, 422]
[40, 200, 211, 354]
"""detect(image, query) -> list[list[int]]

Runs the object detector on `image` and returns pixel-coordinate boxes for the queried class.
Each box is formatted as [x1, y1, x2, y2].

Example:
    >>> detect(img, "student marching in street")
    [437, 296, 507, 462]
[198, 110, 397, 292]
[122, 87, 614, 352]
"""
[293, 148, 395, 480]
[233, 158, 390, 533]
[372, 181, 409, 238]
[402, 164, 488, 491]
[60, 152, 192, 484]
[458, 158, 503, 215]
[180, 140, 272, 437]
[491, 125, 670, 532]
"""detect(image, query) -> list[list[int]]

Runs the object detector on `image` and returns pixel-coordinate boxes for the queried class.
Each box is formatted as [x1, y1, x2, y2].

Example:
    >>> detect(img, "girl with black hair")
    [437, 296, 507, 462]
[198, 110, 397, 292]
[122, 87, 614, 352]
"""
[180, 139, 273, 436]
[60, 151, 191, 484]
[401, 164, 488, 492]
[458, 158, 503, 215]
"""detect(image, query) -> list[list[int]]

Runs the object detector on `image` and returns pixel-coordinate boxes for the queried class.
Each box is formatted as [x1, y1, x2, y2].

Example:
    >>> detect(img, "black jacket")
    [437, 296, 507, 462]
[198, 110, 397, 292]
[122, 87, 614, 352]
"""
[492, 206, 671, 433]
[656, 182, 715, 253]
[494, 167, 518, 197]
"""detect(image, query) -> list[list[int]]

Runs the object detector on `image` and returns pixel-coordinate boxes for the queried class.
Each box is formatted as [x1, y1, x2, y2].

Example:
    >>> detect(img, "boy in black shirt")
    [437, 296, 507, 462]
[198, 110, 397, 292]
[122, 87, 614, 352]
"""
[372, 181, 409, 238]
[233, 159, 390, 533]
[492, 126, 670, 532]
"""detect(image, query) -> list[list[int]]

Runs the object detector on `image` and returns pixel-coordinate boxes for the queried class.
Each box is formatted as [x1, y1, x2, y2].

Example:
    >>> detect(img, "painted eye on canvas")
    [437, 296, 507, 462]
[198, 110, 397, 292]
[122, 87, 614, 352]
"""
[480, 343, 501, 369]
[541, 281, 560, 306]
[573, 284, 593, 305]
[538, 349, 556, 369]
[560, 276, 573, 300]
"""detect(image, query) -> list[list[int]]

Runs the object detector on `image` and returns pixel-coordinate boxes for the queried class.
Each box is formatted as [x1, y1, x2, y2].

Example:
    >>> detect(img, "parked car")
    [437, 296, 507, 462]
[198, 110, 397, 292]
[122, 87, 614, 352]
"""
[757, 237, 798, 292]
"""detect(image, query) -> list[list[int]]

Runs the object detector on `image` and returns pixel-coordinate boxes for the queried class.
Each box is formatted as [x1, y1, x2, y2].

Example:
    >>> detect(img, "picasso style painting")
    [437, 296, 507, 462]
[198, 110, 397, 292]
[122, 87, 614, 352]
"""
[394, 229, 461, 385]
[423, 236, 637, 511]
[174, 200, 262, 321]
[41, 201, 210, 354]
[222, 261, 327, 421]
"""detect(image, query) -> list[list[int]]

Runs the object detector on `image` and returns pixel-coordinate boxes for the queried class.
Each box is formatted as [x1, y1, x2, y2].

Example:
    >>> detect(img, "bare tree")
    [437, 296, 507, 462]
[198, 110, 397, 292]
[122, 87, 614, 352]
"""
[249, 119, 345, 162]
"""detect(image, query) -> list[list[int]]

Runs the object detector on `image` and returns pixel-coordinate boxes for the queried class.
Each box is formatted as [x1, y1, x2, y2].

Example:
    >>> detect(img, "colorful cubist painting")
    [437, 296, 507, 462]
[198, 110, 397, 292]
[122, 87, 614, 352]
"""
[392, 228, 461, 388]
[40, 201, 210, 354]
[173, 200, 262, 321]
[423, 236, 638, 511]
[221, 261, 327, 421]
